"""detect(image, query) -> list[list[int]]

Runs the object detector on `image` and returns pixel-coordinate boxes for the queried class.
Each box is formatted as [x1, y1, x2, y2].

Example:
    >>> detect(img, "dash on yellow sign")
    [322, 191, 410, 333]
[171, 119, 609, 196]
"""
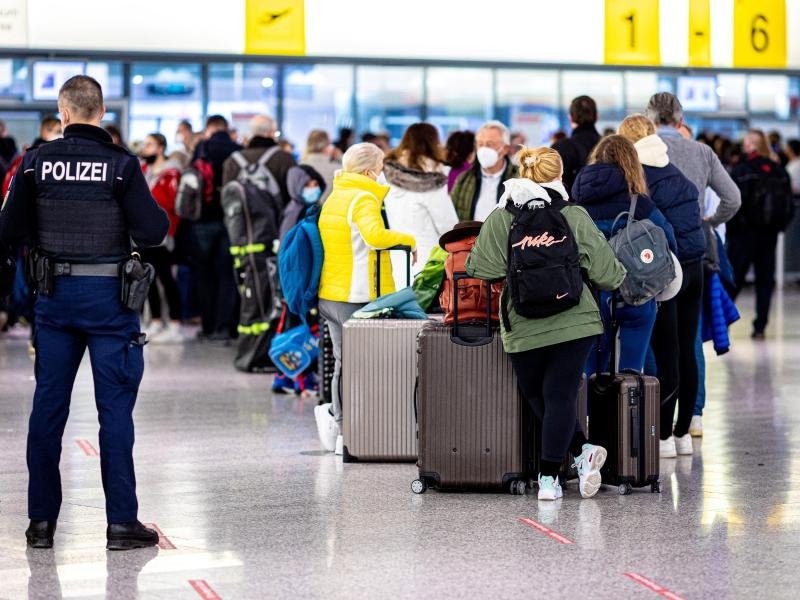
[245, 0, 305, 56]
[688, 0, 711, 67]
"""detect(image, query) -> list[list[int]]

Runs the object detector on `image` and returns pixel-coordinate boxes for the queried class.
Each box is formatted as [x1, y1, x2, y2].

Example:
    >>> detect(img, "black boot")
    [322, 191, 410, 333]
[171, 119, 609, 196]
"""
[106, 521, 159, 551]
[26, 520, 57, 549]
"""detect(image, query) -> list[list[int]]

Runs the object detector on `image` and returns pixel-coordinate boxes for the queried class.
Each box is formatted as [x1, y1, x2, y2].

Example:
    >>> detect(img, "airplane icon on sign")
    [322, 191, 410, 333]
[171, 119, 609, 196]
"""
[259, 8, 291, 26]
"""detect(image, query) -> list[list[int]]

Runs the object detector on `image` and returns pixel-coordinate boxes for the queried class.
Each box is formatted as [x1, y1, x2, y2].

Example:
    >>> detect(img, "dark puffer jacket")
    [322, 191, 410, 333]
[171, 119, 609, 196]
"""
[572, 163, 677, 252]
[643, 163, 704, 262]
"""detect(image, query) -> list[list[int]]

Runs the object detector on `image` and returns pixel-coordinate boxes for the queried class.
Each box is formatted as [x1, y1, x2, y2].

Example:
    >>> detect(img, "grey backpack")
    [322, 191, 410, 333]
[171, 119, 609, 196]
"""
[609, 195, 676, 306]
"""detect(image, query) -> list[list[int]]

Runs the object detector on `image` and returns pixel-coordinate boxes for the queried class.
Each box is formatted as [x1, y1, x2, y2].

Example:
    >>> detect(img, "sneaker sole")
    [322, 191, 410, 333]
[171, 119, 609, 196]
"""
[314, 406, 337, 453]
[106, 538, 158, 551]
[578, 447, 607, 499]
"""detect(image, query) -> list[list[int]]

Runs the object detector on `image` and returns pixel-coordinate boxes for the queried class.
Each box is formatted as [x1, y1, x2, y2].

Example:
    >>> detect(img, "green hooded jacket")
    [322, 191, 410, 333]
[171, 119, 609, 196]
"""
[465, 203, 626, 354]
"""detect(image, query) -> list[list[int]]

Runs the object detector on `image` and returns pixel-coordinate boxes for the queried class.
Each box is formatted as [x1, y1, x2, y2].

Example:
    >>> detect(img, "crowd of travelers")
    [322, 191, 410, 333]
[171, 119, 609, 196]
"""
[1, 90, 798, 500]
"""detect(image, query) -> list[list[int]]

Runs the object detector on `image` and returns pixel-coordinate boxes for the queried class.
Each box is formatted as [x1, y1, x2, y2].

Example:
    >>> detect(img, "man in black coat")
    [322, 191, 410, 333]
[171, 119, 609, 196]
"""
[553, 96, 602, 193]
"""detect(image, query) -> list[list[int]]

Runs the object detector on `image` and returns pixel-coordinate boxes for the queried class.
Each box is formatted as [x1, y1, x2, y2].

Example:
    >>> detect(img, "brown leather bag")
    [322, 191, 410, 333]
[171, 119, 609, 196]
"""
[439, 236, 502, 325]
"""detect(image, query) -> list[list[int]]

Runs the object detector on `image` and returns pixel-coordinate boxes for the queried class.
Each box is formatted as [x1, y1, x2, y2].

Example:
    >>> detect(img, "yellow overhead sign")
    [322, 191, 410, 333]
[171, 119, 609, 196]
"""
[245, 0, 305, 56]
[733, 0, 787, 68]
[604, 0, 661, 66]
[688, 0, 712, 67]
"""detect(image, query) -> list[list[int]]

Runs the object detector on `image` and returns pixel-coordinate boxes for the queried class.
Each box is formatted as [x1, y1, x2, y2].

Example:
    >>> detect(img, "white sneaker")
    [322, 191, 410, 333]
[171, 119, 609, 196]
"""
[537, 475, 563, 501]
[335, 434, 343, 456]
[149, 323, 186, 344]
[689, 415, 703, 437]
[145, 322, 165, 341]
[314, 403, 339, 452]
[660, 436, 677, 458]
[674, 433, 693, 455]
[572, 444, 606, 499]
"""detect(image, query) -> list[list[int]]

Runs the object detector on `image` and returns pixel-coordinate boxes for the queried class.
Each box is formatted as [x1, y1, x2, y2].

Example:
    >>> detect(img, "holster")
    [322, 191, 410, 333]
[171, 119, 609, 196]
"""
[119, 253, 155, 312]
[28, 249, 54, 297]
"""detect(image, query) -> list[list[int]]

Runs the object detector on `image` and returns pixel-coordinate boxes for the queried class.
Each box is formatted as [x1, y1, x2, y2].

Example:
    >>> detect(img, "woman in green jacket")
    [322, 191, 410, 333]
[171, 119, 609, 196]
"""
[465, 146, 626, 501]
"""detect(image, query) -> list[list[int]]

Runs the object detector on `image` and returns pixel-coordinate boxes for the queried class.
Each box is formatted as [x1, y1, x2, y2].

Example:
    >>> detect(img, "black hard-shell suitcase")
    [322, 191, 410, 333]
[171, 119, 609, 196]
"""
[413, 275, 532, 495]
[588, 300, 661, 494]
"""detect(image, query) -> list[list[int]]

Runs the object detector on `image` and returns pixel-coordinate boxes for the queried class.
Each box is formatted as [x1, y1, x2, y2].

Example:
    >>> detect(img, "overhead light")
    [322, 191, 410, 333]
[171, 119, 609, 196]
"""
[261, 77, 274, 88]
[132, 74, 144, 85]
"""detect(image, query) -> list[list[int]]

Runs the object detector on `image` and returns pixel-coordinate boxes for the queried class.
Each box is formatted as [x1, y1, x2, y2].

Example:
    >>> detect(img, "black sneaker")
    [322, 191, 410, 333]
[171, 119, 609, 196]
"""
[752, 330, 766, 340]
[26, 520, 56, 549]
[106, 521, 159, 551]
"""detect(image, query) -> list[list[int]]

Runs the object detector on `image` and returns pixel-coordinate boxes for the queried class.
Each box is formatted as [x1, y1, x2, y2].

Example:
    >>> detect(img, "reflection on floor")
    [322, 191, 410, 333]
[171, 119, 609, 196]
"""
[0, 289, 799, 599]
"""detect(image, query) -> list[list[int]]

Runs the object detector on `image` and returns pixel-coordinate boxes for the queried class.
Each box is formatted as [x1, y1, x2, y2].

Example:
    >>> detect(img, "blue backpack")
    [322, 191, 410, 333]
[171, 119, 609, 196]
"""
[278, 204, 324, 320]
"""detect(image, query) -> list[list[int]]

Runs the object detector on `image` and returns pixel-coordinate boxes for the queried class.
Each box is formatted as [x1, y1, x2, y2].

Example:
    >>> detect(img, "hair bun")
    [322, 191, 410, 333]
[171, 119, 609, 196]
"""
[523, 153, 539, 168]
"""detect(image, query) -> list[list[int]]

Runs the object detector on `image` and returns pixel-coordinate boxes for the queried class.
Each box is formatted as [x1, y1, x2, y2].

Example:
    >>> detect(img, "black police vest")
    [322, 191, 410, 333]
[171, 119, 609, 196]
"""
[34, 138, 130, 263]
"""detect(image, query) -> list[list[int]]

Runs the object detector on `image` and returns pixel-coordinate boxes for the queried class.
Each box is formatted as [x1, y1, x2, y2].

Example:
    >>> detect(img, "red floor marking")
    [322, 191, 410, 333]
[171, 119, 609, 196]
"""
[517, 518, 574, 544]
[189, 580, 222, 600]
[143, 522, 176, 550]
[624, 572, 686, 600]
[75, 439, 98, 456]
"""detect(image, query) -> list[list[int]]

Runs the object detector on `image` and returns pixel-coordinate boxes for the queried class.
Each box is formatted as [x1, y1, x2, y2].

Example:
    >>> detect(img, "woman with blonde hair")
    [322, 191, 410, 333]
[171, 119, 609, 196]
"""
[466, 146, 626, 501]
[618, 115, 705, 456]
[572, 135, 677, 391]
[314, 142, 417, 455]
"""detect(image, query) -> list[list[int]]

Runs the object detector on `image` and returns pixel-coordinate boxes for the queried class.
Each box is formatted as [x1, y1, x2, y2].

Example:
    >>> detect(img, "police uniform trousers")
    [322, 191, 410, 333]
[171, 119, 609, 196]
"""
[28, 275, 143, 523]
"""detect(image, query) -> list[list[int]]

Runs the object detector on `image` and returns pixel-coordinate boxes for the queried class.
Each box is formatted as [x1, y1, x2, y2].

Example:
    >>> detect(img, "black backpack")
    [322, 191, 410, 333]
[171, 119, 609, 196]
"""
[745, 169, 795, 231]
[503, 188, 583, 323]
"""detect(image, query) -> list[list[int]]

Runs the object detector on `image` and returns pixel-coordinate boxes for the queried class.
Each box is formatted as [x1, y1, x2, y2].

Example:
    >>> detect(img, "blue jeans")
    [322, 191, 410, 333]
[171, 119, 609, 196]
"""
[29, 276, 143, 523]
[586, 293, 657, 376]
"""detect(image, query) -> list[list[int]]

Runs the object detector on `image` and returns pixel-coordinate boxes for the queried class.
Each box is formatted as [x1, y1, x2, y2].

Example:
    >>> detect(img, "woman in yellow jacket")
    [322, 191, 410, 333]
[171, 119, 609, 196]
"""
[315, 142, 417, 455]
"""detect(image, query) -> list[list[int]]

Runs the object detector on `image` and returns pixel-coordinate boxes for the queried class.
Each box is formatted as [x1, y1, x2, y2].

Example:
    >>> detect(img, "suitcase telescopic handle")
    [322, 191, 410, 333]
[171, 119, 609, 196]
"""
[450, 272, 493, 347]
[374, 245, 413, 297]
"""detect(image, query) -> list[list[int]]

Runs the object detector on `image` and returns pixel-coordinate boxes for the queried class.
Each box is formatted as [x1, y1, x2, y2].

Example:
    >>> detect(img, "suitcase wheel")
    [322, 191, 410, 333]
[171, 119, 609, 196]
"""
[411, 479, 427, 494]
[510, 480, 527, 496]
[618, 483, 632, 496]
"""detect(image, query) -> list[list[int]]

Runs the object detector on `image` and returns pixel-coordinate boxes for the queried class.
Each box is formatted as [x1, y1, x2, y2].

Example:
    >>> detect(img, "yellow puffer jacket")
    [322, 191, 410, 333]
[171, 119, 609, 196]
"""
[319, 172, 416, 304]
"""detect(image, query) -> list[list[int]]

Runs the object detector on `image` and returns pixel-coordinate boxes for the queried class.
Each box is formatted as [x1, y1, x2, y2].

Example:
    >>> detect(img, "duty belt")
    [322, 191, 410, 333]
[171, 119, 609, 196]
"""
[54, 263, 119, 277]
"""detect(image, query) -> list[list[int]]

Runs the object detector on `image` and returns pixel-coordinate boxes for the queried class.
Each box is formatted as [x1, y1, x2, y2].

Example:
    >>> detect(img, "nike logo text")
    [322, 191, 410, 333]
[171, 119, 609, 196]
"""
[511, 232, 567, 249]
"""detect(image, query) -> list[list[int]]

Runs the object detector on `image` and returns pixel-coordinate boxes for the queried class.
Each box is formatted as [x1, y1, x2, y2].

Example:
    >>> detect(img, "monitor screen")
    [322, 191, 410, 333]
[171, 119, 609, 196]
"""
[32, 61, 86, 101]
[677, 76, 719, 113]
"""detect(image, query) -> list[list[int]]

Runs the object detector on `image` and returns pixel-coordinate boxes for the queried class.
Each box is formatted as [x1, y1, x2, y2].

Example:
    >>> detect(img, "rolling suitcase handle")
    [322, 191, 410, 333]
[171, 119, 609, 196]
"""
[450, 272, 493, 347]
[374, 245, 413, 297]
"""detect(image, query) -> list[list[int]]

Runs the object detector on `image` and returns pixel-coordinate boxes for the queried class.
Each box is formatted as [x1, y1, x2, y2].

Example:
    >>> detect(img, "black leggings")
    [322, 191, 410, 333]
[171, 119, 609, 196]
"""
[140, 246, 182, 321]
[510, 336, 593, 469]
[650, 260, 704, 439]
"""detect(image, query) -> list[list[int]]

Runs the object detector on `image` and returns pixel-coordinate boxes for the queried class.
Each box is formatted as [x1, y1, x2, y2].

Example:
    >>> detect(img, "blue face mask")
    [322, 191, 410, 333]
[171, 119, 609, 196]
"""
[301, 186, 322, 204]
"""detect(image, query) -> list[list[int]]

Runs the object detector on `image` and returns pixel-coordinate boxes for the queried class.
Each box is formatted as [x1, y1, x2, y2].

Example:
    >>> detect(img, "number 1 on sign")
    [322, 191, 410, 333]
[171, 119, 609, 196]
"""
[604, 0, 660, 66]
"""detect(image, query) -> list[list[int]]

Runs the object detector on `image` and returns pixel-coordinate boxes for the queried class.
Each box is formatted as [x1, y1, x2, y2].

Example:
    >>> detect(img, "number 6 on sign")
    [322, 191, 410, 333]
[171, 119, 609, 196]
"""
[604, 0, 660, 66]
[733, 0, 786, 68]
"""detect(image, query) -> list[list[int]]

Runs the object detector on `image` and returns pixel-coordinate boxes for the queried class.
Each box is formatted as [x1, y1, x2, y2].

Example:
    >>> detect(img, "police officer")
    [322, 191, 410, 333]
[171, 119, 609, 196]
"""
[0, 76, 169, 550]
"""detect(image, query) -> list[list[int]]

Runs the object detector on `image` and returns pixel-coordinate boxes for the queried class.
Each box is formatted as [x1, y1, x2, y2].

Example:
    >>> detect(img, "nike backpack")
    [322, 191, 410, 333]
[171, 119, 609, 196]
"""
[504, 189, 583, 321]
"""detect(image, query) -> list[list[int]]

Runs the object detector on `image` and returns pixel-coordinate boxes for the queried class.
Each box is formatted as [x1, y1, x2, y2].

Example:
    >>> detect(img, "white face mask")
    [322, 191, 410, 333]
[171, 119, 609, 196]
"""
[477, 146, 501, 169]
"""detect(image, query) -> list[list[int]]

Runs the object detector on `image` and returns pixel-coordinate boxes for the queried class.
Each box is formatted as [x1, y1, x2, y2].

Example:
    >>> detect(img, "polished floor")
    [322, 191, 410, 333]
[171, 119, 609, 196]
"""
[0, 289, 798, 599]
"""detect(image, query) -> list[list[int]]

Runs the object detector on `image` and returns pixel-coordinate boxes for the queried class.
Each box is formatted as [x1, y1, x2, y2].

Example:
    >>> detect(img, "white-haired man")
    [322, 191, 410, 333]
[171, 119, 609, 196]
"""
[222, 114, 296, 205]
[451, 120, 518, 222]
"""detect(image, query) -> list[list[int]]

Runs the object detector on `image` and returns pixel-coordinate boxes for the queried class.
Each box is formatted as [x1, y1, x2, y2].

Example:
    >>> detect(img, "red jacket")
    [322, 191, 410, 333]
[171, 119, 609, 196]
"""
[142, 163, 181, 237]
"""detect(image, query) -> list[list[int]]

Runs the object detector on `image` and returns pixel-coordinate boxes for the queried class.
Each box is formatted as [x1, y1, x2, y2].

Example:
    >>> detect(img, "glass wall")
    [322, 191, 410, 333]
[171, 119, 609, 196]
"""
[426, 68, 493, 138]
[208, 63, 278, 142]
[495, 69, 560, 146]
[282, 64, 353, 152]
[356, 66, 423, 146]
[1, 55, 798, 153]
[129, 63, 203, 145]
[562, 71, 624, 133]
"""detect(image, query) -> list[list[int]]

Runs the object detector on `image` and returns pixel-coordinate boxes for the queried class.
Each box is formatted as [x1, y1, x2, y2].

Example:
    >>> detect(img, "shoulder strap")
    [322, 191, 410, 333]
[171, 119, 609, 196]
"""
[257, 145, 281, 168]
[231, 151, 248, 169]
